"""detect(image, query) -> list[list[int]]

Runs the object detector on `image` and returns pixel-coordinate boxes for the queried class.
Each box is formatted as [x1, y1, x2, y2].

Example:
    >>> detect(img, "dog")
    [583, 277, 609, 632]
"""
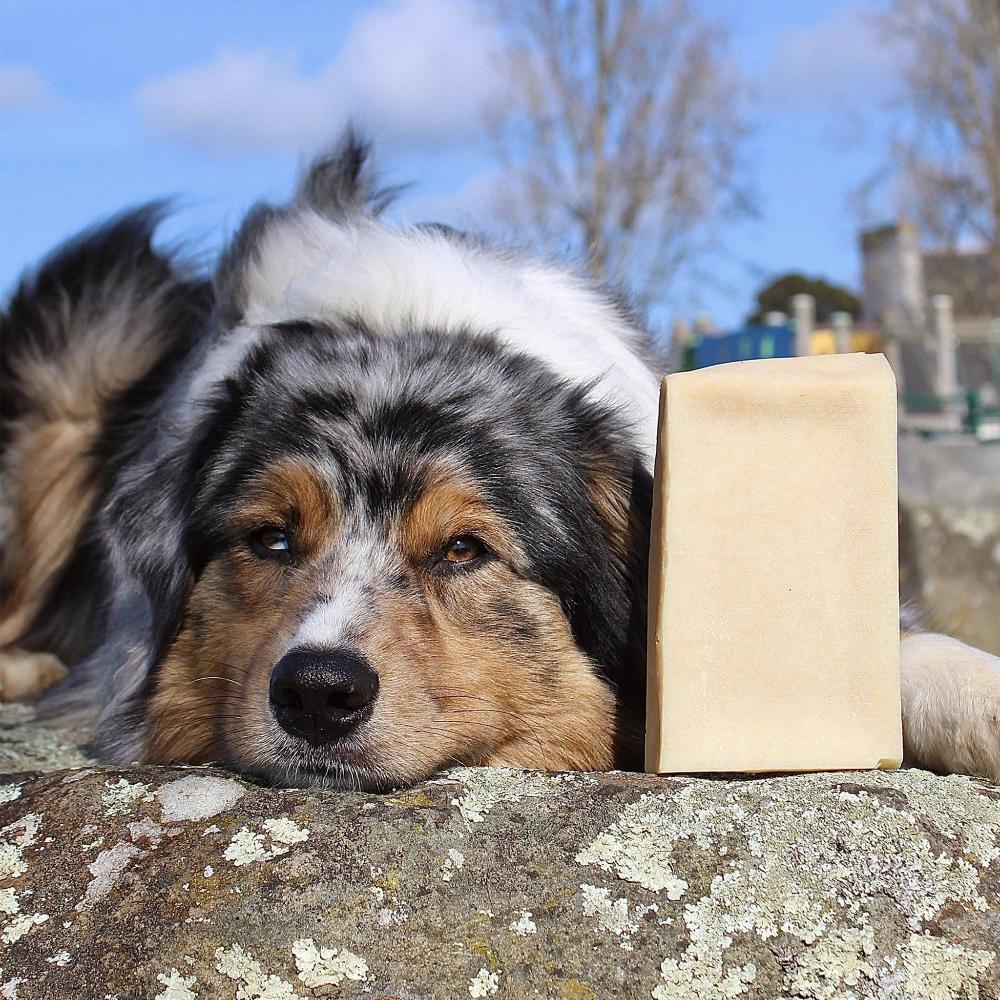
[2, 134, 999, 790]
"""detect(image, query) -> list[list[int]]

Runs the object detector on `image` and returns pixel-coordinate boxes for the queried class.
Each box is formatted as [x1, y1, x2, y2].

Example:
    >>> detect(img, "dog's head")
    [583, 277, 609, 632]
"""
[105, 137, 655, 789]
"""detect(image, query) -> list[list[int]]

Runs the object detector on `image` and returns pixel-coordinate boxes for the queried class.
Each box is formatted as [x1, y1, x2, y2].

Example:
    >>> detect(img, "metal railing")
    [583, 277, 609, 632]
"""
[900, 388, 1000, 439]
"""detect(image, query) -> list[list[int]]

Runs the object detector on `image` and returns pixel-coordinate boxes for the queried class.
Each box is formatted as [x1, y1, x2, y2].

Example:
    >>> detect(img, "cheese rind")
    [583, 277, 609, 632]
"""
[645, 353, 903, 774]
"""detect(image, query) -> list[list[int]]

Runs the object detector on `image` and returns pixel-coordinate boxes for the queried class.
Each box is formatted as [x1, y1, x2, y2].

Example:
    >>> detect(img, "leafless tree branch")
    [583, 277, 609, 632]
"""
[879, 0, 1000, 308]
[483, 0, 753, 312]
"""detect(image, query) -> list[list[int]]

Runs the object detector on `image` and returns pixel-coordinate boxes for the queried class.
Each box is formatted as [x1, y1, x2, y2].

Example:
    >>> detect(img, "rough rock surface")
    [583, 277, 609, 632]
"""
[0, 707, 998, 999]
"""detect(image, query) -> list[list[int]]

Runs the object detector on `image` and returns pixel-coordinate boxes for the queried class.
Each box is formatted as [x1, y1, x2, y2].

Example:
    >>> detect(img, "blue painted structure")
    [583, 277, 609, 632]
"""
[689, 324, 794, 369]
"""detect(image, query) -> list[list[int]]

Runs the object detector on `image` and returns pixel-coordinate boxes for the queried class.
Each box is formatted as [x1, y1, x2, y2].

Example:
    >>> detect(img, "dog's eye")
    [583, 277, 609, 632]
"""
[250, 525, 291, 557]
[443, 535, 485, 565]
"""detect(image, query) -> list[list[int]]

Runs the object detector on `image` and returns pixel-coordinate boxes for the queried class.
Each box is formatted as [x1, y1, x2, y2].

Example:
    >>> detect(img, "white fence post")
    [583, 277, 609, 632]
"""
[932, 294, 958, 395]
[931, 294, 961, 425]
[791, 294, 815, 357]
[884, 334, 904, 399]
[831, 311, 853, 354]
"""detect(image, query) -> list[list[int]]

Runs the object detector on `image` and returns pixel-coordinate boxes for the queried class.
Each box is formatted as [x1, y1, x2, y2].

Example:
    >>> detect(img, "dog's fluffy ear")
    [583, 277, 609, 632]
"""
[83, 375, 240, 760]
[213, 202, 285, 330]
[106, 447, 197, 656]
[296, 128, 400, 219]
[43, 442, 201, 763]
[215, 128, 399, 328]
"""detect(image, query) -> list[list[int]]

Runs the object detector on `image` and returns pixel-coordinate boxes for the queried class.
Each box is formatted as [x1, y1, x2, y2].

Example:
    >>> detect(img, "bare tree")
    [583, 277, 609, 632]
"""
[484, 0, 751, 312]
[880, 0, 1000, 307]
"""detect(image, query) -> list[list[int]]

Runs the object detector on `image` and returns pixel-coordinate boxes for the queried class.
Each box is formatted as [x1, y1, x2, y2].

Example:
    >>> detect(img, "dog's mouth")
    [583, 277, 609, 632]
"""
[222, 728, 450, 793]
[244, 758, 397, 792]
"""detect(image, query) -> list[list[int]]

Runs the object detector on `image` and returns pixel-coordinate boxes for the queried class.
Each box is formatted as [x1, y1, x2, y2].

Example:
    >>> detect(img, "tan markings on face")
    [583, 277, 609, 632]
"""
[359, 578, 618, 780]
[586, 458, 641, 565]
[363, 472, 618, 780]
[148, 460, 617, 785]
[399, 475, 519, 569]
[146, 460, 338, 764]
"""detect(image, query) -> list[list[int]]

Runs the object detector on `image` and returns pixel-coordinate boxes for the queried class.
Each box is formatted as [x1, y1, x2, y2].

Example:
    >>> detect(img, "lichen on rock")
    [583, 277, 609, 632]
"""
[0, 710, 996, 999]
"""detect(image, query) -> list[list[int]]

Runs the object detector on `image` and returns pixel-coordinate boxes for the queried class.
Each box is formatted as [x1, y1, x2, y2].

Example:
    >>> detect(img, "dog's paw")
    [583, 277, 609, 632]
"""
[0, 648, 68, 701]
[900, 632, 1000, 783]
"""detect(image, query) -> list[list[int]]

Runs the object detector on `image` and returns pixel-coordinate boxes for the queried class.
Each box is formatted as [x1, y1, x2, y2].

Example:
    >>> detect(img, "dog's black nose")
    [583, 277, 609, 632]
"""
[269, 648, 379, 745]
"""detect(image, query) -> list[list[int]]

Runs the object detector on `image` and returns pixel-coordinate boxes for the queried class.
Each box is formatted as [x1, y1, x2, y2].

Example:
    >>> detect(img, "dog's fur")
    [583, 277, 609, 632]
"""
[2, 135, 999, 790]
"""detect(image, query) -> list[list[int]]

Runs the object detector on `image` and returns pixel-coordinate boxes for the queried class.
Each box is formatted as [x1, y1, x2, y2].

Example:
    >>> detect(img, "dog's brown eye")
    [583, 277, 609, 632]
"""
[443, 535, 484, 564]
[250, 525, 290, 556]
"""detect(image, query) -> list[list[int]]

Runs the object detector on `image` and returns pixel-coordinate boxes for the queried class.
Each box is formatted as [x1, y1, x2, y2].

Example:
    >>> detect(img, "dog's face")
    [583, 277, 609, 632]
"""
[133, 324, 650, 789]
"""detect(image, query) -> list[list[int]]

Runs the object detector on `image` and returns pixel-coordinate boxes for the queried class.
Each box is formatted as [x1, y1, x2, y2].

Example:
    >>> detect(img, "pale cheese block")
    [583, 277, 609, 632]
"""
[645, 353, 903, 774]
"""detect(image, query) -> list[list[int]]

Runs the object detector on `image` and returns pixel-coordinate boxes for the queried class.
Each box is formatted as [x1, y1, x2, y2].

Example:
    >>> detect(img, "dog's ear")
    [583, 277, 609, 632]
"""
[85, 375, 241, 761]
[296, 127, 400, 220]
[106, 449, 196, 654]
[66, 443, 200, 763]
[215, 129, 399, 329]
[213, 202, 284, 330]
[105, 377, 238, 658]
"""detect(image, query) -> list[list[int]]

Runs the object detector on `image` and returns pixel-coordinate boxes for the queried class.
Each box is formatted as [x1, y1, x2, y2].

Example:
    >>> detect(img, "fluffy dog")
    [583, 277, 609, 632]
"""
[2, 135, 998, 790]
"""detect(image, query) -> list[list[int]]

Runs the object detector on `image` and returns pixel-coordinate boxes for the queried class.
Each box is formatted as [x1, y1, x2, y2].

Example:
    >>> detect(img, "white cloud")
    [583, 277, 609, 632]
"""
[761, 5, 902, 115]
[0, 65, 53, 115]
[137, 0, 502, 156]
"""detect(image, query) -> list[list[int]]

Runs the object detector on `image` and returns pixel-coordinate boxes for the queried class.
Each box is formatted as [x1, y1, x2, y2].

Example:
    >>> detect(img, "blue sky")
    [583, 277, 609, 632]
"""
[0, 0, 904, 332]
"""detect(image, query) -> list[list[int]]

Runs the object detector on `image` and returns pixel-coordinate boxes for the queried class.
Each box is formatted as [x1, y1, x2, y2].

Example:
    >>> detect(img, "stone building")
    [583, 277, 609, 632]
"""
[859, 221, 999, 399]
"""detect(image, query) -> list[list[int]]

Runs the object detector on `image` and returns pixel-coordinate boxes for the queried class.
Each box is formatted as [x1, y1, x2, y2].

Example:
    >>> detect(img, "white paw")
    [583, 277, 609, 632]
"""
[0, 648, 68, 701]
[901, 633, 1000, 783]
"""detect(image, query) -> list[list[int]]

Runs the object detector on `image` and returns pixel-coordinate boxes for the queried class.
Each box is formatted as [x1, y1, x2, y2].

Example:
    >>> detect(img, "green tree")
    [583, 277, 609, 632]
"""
[747, 274, 860, 325]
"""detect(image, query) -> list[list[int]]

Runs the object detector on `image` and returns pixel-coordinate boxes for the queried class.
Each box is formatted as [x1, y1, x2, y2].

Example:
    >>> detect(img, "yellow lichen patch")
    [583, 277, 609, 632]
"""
[446, 766, 557, 824]
[290, 938, 369, 987]
[101, 778, 154, 817]
[901, 934, 994, 1000]
[555, 981, 598, 1000]
[223, 817, 309, 866]
[214, 944, 302, 999]
[155, 968, 199, 1000]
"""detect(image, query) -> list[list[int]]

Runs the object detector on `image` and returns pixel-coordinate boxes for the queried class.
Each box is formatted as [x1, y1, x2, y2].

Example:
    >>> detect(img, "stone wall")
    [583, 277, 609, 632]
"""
[0, 706, 997, 999]
[898, 436, 1000, 655]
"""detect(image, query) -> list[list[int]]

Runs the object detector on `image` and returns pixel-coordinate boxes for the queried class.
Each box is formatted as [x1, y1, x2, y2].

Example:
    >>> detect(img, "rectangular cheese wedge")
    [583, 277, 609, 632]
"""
[645, 353, 903, 774]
